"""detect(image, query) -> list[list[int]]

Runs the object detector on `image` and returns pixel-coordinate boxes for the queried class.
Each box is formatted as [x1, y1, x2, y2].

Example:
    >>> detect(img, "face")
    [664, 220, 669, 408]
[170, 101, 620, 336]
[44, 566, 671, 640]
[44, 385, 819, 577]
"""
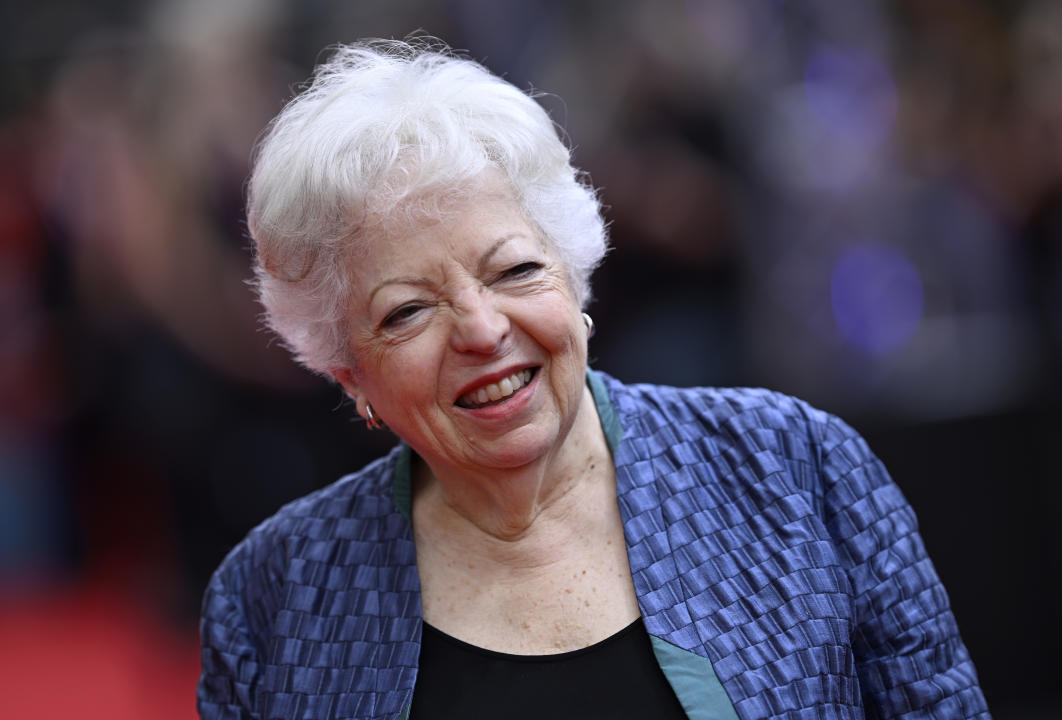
[334, 173, 589, 478]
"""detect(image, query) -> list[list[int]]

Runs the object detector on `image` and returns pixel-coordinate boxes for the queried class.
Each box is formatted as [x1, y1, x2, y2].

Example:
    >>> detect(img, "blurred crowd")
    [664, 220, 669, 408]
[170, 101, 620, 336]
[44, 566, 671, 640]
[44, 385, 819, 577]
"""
[1, 0, 1060, 717]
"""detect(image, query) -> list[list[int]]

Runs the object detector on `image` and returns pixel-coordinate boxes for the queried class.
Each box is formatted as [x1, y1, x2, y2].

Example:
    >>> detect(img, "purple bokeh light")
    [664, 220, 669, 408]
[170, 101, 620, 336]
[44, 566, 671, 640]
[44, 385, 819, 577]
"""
[830, 242, 924, 355]
[804, 46, 897, 148]
[759, 46, 899, 193]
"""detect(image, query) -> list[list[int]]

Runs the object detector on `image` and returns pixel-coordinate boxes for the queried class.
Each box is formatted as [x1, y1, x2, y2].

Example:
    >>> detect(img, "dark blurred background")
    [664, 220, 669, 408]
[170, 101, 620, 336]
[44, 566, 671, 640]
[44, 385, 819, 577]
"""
[1, 1, 1059, 717]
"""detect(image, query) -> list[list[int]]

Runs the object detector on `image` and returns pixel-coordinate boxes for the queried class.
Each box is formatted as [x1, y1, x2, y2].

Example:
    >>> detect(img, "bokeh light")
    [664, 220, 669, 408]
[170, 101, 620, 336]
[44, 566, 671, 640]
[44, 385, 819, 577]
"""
[830, 242, 924, 355]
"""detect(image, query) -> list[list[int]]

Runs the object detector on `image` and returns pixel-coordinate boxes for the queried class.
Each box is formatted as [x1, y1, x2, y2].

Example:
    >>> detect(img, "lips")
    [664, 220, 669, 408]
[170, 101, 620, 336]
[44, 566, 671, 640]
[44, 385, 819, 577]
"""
[455, 368, 537, 409]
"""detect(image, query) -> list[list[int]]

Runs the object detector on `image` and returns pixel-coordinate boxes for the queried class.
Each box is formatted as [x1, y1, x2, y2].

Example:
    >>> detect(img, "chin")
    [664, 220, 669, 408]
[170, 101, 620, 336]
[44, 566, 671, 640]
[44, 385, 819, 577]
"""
[469, 425, 562, 470]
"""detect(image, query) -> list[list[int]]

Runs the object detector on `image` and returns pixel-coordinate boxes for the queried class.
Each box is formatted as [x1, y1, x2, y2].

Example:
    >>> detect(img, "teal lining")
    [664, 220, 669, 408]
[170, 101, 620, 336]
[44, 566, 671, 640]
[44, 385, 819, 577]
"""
[587, 367, 624, 455]
[649, 636, 740, 720]
[393, 444, 413, 520]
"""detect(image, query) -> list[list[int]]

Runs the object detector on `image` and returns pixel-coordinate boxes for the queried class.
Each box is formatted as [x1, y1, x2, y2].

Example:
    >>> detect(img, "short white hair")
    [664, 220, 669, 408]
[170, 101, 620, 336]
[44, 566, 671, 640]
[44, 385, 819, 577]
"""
[248, 38, 609, 375]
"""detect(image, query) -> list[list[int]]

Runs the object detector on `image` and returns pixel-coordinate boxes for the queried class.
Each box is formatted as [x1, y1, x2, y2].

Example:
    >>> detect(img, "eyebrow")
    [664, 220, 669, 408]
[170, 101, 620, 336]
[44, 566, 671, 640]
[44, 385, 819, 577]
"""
[367, 275, 433, 305]
[367, 234, 530, 305]
[476, 234, 521, 275]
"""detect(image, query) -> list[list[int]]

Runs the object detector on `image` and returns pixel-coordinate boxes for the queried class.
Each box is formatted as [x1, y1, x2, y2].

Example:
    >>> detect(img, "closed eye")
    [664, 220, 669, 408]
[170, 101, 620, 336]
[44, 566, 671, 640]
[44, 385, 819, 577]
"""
[382, 304, 424, 328]
[500, 261, 543, 280]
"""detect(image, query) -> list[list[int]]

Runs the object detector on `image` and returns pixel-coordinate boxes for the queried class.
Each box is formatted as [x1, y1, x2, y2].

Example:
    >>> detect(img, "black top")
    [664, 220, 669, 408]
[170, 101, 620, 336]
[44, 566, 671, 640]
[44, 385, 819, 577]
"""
[409, 617, 689, 719]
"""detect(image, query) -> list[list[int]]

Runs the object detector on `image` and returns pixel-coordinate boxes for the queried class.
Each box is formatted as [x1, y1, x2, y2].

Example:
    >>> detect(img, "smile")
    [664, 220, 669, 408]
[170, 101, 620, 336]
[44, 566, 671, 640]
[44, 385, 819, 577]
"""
[456, 368, 537, 409]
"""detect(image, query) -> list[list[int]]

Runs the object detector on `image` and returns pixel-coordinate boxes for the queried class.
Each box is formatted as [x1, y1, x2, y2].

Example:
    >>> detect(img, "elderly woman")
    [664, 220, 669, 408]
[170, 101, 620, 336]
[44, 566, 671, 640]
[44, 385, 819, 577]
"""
[198, 39, 989, 720]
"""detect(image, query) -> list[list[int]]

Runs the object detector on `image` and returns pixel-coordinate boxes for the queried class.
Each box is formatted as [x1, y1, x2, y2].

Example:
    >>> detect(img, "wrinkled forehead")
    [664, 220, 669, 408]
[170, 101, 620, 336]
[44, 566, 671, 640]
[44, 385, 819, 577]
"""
[351, 167, 532, 252]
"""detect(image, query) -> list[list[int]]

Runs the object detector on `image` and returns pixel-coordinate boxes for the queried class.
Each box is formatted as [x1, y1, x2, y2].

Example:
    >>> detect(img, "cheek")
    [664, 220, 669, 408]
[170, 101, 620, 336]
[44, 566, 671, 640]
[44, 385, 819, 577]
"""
[355, 340, 434, 406]
[539, 307, 586, 376]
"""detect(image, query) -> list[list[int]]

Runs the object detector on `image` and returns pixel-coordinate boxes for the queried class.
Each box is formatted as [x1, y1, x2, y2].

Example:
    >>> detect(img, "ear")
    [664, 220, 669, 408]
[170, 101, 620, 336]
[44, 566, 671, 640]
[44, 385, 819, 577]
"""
[330, 367, 361, 402]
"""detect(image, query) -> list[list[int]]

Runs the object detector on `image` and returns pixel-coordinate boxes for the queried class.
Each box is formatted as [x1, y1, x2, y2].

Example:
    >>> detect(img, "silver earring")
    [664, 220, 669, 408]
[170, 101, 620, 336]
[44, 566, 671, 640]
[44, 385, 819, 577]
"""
[365, 403, 385, 431]
[582, 313, 595, 339]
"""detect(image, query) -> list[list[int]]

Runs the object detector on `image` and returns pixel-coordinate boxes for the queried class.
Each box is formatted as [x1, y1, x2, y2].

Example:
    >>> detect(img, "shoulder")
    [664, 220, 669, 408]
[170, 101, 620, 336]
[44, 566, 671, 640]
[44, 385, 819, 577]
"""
[198, 445, 419, 712]
[596, 369, 838, 448]
[235, 444, 402, 556]
[203, 444, 406, 615]
[594, 370, 879, 504]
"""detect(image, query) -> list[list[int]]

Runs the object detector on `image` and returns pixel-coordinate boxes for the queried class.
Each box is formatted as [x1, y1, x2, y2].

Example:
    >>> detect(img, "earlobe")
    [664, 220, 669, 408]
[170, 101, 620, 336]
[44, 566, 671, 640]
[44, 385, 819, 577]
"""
[330, 366, 385, 431]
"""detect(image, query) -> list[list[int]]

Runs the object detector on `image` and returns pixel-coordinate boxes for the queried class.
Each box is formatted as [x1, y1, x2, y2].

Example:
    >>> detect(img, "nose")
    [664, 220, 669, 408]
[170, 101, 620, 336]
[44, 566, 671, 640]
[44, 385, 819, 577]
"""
[450, 287, 510, 355]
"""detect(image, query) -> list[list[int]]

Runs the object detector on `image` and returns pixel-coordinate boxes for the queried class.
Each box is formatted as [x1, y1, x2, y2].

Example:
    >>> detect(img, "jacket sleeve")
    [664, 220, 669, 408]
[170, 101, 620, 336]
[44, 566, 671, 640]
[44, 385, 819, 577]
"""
[197, 555, 263, 720]
[818, 414, 991, 719]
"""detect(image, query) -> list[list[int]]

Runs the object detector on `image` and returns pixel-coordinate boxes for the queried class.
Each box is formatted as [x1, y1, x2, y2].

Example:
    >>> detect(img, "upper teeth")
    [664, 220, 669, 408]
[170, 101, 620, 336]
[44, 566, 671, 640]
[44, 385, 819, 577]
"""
[461, 369, 533, 407]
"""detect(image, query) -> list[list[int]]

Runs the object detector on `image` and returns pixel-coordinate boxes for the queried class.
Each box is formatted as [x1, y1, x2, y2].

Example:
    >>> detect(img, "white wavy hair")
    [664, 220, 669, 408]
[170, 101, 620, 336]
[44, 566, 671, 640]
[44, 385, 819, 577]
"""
[248, 38, 609, 376]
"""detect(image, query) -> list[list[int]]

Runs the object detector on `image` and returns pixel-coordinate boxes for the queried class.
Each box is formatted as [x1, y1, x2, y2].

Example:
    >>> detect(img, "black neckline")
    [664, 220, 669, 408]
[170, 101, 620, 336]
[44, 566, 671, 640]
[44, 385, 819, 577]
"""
[421, 617, 644, 663]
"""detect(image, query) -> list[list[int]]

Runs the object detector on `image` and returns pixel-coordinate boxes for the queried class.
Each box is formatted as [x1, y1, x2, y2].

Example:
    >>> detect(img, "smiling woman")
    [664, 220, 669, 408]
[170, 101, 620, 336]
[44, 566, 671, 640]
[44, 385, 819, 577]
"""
[197, 37, 990, 720]
[333, 171, 593, 489]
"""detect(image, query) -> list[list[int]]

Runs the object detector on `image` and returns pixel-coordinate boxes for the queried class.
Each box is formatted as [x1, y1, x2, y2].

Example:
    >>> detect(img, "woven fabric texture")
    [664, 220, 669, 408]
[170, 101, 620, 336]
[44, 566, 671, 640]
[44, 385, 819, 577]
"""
[198, 370, 990, 719]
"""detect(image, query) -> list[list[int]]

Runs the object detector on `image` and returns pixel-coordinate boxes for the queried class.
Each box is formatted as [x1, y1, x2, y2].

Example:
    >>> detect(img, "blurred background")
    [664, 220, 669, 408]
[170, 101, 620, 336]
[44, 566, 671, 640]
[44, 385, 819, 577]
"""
[1, 0, 1059, 717]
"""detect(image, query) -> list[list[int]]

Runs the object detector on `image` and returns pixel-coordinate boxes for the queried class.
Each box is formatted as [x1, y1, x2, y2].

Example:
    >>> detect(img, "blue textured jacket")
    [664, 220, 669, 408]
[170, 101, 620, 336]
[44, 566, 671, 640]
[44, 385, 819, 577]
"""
[198, 370, 990, 719]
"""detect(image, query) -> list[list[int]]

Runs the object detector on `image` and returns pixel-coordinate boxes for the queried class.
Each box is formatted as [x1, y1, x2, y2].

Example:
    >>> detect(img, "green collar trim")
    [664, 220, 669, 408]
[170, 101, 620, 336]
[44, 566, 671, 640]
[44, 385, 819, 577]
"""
[586, 367, 624, 455]
[649, 636, 740, 720]
[393, 443, 413, 520]
[391, 368, 622, 519]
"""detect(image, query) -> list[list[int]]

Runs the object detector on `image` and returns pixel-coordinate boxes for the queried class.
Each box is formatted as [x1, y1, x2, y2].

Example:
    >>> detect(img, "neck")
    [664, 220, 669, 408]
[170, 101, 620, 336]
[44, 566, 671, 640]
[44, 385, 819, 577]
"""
[412, 385, 611, 544]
